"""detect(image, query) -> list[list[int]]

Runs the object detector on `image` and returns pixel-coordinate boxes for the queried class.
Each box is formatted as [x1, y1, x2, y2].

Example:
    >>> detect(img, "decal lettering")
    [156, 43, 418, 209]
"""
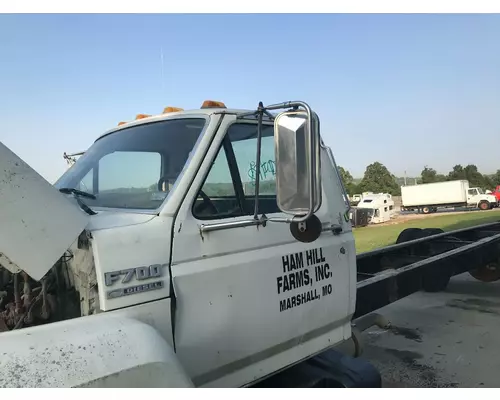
[277, 247, 335, 312]
[107, 281, 164, 299]
[104, 264, 167, 287]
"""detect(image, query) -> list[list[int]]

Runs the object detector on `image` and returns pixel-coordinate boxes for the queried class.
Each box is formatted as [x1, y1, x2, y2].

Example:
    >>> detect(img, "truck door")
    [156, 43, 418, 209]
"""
[170, 117, 354, 387]
[467, 188, 476, 205]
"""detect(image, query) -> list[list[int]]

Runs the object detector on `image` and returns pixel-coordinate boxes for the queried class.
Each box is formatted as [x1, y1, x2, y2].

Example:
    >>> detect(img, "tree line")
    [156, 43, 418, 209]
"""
[339, 163, 500, 196]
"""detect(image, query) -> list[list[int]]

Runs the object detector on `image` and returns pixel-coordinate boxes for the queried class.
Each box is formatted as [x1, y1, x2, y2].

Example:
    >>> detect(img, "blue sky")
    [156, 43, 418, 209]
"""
[1, 14, 499, 183]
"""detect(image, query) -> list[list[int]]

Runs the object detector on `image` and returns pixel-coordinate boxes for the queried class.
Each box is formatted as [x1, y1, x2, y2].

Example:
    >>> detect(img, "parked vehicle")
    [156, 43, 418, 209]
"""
[356, 193, 395, 224]
[491, 185, 500, 203]
[468, 187, 498, 209]
[401, 180, 497, 214]
[1, 100, 500, 388]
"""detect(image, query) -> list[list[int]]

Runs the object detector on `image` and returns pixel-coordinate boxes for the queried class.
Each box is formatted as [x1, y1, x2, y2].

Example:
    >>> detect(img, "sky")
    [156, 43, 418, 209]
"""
[1, 14, 500, 183]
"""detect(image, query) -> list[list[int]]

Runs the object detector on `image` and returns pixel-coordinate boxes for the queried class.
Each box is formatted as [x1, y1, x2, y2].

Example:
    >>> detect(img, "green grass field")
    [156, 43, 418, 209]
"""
[354, 209, 500, 253]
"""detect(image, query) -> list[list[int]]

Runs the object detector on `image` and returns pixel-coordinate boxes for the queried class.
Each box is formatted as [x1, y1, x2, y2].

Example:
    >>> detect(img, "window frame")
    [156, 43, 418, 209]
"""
[191, 120, 277, 221]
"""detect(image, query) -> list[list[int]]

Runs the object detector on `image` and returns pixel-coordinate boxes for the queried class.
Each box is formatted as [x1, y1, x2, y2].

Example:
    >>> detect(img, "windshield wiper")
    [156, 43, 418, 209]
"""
[59, 188, 96, 200]
[58, 188, 97, 215]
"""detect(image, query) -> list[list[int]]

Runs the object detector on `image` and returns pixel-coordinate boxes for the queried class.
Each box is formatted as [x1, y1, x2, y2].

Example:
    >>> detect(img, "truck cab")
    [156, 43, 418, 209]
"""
[467, 187, 498, 210]
[355, 193, 395, 224]
[492, 185, 500, 202]
[0, 100, 356, 387]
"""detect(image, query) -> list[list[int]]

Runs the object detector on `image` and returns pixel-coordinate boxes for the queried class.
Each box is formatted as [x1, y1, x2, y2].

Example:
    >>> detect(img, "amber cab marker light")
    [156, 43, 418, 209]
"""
[163, 106, 184, 114]
[201, 100, 226, 109]
[117, 121, 127, 126]
[135, 114, 151, 120]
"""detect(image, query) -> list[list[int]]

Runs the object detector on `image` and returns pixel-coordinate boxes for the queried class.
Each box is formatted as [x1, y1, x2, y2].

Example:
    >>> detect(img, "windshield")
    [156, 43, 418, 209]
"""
[55, 117, 208, 210]
[477, 188, 485, 194]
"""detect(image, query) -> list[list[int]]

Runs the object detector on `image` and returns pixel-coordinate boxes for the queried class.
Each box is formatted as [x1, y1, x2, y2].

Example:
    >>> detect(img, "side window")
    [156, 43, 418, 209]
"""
[193, 146, 241, 220]
[230, 134, 276, 196]
[468, 189, 475, 195]
[228, 122, 278, 215]
[192, 122, 279, 220]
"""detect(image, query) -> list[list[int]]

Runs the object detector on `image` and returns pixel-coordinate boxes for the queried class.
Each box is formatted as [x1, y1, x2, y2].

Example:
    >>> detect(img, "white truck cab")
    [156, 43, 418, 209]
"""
[467, 187, 497, 210]
[356, 193, 395, 224]
[0, 100, 356, 388]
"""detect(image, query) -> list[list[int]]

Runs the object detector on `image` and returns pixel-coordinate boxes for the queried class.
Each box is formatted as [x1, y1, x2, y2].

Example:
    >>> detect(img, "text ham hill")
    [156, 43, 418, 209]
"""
[277, 249, 326, 294]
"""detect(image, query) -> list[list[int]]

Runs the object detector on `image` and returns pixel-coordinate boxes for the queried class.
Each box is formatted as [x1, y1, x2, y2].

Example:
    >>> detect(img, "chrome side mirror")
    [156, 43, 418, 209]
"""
[274, 110, 321, 218]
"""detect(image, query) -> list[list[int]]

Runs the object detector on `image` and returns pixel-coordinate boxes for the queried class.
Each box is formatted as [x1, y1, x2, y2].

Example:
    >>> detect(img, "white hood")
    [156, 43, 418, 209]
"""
[0, 142, 89, 281]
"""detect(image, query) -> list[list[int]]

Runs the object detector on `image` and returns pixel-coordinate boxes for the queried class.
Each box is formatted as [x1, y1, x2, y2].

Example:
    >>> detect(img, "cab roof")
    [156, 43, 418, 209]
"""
[98, 107, 266, 141]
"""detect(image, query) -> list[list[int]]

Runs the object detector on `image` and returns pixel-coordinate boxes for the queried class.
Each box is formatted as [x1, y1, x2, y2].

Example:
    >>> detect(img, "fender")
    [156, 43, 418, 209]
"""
[0, 315, 193, 388]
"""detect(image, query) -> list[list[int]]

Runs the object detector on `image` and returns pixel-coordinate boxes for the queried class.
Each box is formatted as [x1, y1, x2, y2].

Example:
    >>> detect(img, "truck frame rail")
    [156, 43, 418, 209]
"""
[354, 221, 500, 318]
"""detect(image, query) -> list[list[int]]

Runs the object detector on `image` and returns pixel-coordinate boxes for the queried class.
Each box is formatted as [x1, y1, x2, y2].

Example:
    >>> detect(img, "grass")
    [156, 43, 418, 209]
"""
[354, 209, 500, 254]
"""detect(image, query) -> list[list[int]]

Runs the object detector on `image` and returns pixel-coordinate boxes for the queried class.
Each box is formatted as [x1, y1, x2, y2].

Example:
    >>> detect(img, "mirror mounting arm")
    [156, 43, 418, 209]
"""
[253, 102, 264, 220]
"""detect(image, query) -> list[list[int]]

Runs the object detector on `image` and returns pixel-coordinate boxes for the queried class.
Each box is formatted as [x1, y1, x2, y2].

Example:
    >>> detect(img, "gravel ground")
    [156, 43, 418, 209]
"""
[360, 273, 500, 388]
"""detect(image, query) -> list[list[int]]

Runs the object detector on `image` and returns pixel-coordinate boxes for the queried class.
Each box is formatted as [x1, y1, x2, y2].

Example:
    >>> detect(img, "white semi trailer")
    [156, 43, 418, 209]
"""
[401, 180, 498, 214]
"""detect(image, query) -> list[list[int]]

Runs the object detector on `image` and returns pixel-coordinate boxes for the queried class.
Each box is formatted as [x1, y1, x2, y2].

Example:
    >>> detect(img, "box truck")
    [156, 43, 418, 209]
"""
[401, 180, 497, 214]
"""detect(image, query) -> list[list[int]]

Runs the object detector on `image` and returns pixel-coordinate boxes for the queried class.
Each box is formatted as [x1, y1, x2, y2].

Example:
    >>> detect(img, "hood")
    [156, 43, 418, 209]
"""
[85, 210, 156, 231]
[0, 142, 89, 281]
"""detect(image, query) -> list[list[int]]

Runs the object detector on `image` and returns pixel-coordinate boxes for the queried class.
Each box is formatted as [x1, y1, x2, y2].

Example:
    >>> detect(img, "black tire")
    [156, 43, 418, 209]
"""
[396, 228, 423, 244]
[479, 201, 490, 211]
[421, 206, 431, 214]
[421, 228, 444, 237]
[419, 228, 451, 292]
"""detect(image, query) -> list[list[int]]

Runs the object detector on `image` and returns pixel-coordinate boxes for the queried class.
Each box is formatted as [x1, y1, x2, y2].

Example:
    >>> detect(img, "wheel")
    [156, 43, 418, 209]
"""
[421, 228, 444, 236]
[396, 228, 422, 244]
[421, 206, 431, 214]
[469, 260, 500, 282]
[479, 201, 490, 211]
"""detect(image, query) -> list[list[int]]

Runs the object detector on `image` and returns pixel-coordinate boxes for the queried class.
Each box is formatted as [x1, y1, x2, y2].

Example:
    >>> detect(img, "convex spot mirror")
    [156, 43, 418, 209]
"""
[274, 109, 321, 217]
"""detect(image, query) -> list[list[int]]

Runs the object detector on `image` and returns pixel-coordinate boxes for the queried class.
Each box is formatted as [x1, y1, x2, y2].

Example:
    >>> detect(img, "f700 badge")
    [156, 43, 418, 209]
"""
[104, 263, 167, 290]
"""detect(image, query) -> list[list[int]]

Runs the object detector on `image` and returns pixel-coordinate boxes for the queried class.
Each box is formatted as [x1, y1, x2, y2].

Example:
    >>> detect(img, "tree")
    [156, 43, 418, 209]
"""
[463, 164, 485, 187]
[338, 166, 358, 194]
[447, 164, 466, 181]
[338, 166, 353, 187]
[358, 162, 401, 195]
[447, 164, 492, 188]
[420, 166, 447, 184]
[492, 170, 500, 186]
